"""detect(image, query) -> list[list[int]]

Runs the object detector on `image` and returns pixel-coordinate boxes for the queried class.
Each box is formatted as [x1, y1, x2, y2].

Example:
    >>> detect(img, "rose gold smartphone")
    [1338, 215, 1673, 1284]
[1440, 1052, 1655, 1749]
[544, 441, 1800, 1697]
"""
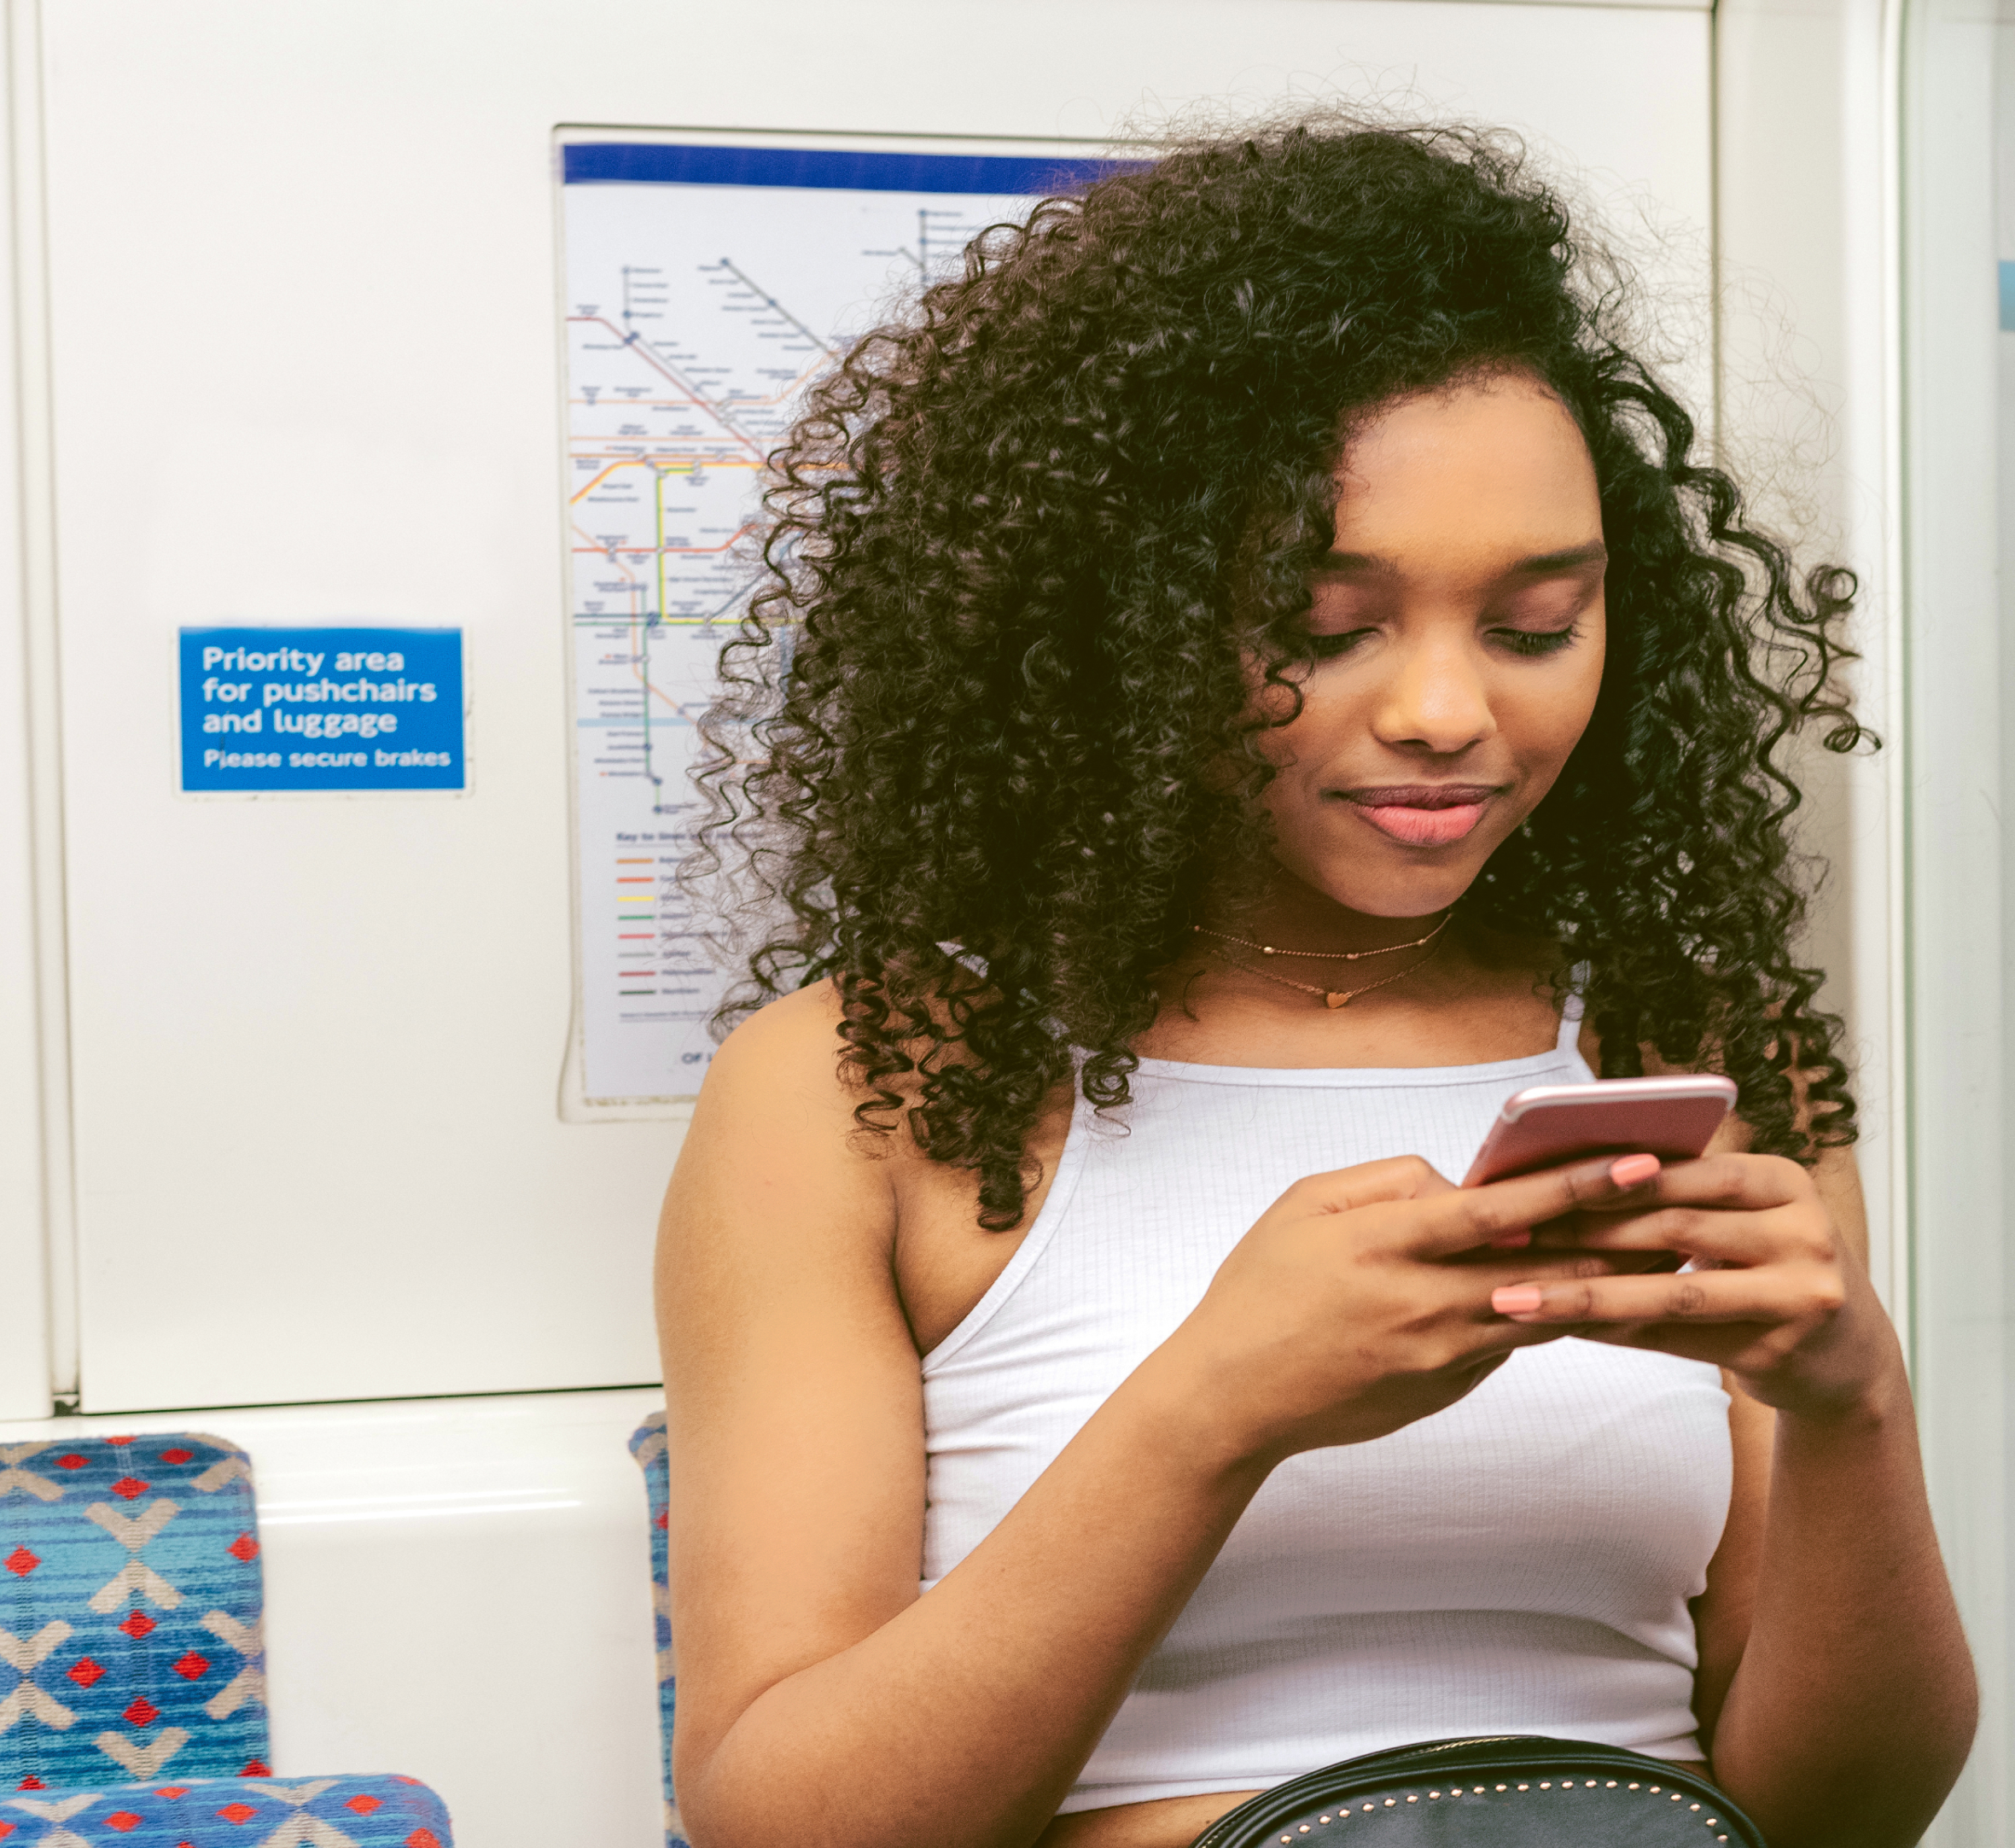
[1460, 1076, 1738, 1186]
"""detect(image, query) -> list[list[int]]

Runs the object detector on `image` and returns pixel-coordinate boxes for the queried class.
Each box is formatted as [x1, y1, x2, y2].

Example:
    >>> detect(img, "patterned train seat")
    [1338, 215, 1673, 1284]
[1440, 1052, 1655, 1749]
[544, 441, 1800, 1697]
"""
[628, 1414, 687, 1848]
[0, 1774, 452, 1846]
[1, 1435, 267, 1790]
[2, 1432, 454, 1846]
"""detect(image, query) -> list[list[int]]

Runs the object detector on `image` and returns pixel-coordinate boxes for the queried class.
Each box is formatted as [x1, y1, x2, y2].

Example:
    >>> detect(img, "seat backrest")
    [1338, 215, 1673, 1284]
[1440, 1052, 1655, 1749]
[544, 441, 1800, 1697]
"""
[1, 1433, 270, 1791]
[629, 1414, 688, 1848]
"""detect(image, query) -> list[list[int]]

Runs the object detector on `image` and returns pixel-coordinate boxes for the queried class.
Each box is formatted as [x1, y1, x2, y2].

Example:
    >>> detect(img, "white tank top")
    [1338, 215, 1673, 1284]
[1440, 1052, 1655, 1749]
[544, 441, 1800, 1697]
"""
[920, 997, 1733, 1815]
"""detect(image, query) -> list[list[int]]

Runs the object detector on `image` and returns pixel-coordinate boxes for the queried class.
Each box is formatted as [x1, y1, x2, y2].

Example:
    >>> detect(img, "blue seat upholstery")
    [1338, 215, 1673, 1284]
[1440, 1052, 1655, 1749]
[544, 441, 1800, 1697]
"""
[1, 1434, 267, 1789]
[0, 1774, 452, 1846]
[628, 1414, 687, 1848]
[1, 1432, 454, 1846]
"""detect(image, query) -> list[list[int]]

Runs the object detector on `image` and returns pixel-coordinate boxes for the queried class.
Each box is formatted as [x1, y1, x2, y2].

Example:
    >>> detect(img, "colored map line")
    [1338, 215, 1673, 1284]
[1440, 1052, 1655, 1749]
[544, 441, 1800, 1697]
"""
[568, 314, 766, 458]
[568, 453, 760, 506]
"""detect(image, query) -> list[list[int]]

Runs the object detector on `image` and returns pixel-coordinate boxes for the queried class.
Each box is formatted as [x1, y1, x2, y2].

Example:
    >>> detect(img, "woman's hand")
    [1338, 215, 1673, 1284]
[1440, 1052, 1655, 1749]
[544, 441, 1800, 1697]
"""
[1497, 1152, 1901, 1417]
[1148, 1151, 1665, 1467]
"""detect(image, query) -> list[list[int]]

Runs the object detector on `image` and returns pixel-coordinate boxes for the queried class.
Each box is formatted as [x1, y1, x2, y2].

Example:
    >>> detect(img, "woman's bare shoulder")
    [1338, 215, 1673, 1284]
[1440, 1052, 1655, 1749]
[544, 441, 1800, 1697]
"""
[662, 980, 905, 1280]
[702, 974, 849, 1081]
[691, 976, 899, 1139]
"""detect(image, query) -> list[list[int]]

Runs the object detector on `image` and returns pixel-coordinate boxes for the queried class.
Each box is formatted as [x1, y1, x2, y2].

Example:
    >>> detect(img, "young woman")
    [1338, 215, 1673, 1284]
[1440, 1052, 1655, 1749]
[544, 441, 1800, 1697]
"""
[655, 121, 1977, 1848]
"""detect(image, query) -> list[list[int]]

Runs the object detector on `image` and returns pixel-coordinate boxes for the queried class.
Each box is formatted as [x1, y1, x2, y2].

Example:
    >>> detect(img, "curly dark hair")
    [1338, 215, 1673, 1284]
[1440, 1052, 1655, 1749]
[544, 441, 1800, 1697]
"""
[690, 115, 1868, 1229]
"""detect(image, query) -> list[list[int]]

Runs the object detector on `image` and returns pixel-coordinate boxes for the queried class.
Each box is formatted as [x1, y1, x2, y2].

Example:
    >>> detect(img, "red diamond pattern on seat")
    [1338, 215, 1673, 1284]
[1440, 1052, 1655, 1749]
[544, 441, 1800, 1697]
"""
[226, 1535, 259, 1563]
[215, 1803, 257, 1825]
[0, 1822, 14, 1839]
[107, 1436, 135, 1446]
[56, 1454, 87, 1470]
[345, 1796, 382, 1815]
[4, 1546, 38, 1576]
[111, 1477, 149, 1501]
[240, 1761, 269, 1777]
[160, 1449, 193, 1465]
[154, 1788, 188, 1800]
[118, 1612, 157, 1639]
[405, 1833, 443, 1848]
[123, 1697, 160, 1728]
[67, 1657, 106, 1688]
[15, 1777, 45, 1789]
[103, 1813, 141, 1833]
[172, 1652, 210, 1680]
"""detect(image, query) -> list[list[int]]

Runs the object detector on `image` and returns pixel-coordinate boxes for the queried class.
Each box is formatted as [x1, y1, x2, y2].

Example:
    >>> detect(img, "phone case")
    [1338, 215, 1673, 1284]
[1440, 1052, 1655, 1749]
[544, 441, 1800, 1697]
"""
[1461, 1076, 1738, 1186]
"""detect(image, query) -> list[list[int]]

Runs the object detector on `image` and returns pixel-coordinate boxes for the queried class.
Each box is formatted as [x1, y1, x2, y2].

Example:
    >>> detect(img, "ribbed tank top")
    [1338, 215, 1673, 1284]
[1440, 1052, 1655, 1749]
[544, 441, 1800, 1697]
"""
[920, 996, 1733, 1815]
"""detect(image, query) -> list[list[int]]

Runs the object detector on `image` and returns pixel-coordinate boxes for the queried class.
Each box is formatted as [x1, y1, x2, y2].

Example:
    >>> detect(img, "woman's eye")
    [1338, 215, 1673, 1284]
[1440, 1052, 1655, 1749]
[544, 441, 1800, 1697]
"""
[1306, 628, 1375, 660]
[1493, 626, 1578, 657]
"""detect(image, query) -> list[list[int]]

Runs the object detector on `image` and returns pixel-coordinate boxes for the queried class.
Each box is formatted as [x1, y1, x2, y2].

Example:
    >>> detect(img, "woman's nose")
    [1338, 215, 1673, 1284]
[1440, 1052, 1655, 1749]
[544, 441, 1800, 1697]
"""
[1370, 635, 1497, 755]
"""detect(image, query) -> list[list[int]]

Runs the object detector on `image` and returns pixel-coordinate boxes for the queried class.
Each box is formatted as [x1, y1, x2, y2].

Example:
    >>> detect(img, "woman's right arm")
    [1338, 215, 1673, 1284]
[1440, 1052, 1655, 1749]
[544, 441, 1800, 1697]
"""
[658, 987, 1651, 1848]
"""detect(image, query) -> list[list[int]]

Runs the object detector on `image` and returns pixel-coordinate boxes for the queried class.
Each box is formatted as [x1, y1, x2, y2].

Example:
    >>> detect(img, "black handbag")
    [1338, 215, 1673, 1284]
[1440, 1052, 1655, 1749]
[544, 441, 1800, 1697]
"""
[1188, 1736, 1767, 1846]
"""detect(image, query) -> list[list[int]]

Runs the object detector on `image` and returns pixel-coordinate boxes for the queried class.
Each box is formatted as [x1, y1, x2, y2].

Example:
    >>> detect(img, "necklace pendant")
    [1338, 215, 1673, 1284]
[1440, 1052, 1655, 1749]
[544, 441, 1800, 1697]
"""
[1325, 991, 1349, 1009]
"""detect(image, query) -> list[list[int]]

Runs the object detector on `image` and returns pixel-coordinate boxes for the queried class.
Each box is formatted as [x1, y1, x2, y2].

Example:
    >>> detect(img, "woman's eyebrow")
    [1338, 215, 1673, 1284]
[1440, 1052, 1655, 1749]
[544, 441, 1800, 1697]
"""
[1504, 541, 1608, 574]
[1312, 551, 1399, 578]
[1313, 541, 1608, 577]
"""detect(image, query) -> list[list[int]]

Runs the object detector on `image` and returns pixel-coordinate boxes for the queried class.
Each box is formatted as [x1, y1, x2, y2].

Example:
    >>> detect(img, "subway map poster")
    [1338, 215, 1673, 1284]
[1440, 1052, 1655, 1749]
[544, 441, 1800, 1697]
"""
[559, 136, 1127, 1104]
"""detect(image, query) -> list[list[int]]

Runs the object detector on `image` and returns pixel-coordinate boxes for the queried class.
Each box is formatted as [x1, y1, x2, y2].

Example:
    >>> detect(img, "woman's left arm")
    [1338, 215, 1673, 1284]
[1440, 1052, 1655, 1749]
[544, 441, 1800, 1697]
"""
[1500, 1141, 1977, 1848]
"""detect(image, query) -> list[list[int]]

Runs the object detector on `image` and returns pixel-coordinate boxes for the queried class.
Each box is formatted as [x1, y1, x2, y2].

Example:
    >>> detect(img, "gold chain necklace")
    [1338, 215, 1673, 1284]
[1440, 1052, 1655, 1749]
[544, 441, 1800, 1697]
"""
[1191, 912, 1453, 963]
[1204, 930, 1448, 1010]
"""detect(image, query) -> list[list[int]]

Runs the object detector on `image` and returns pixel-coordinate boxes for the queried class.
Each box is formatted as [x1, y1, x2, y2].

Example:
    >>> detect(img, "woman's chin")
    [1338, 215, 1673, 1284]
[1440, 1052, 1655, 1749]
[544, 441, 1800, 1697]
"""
[1272, 818, 1517, 918]
[1293, 867, 1482, 921]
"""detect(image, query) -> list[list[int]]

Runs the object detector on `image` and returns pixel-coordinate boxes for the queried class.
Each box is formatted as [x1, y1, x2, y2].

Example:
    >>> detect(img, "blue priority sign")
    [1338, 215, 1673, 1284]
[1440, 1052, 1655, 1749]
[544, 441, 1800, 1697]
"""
[179, 627, 465, 793]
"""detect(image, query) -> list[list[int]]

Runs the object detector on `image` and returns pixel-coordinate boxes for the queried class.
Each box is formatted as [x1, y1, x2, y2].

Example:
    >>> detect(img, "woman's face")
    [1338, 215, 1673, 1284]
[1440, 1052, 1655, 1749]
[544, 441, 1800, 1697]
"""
[1256, 370, 1607, 918]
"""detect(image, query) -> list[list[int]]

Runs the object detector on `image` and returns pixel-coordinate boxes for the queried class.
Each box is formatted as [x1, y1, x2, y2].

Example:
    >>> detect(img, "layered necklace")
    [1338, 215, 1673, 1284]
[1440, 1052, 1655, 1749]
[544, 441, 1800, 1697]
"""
[1191, 912, 1453, 1010]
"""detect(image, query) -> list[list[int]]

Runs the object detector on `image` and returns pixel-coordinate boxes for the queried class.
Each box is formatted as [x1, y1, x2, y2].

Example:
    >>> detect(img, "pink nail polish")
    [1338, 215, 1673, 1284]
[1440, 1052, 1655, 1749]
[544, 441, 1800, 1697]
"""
[1492, 1285, 1546, 1315]
[1609, 1153, 1660, 1187]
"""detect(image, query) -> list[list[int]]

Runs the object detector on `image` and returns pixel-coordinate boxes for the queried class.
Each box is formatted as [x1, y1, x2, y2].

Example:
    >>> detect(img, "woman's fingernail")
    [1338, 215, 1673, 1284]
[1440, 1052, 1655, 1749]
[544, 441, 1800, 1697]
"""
[1488, 1231, 1531, 1248]
[1610, 1154, 1661, 1187]
[1492, 1285, 1546, 1315]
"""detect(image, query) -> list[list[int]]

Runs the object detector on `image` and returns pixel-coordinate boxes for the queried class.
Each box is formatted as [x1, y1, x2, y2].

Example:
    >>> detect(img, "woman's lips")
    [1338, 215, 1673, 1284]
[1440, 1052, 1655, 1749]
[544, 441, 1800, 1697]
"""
[1339, 784, 1499, 848]
[1358, 802, 1485, 845]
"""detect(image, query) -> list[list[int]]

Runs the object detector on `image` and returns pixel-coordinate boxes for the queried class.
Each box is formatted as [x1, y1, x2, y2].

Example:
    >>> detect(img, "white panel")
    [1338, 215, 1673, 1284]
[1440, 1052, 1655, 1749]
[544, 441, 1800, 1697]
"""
[0, 0, 58, 1420]
[40, 0, 1711, 1410]
[0, 1390, 668, 1848]
[1899, 0, 2012, 1841]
